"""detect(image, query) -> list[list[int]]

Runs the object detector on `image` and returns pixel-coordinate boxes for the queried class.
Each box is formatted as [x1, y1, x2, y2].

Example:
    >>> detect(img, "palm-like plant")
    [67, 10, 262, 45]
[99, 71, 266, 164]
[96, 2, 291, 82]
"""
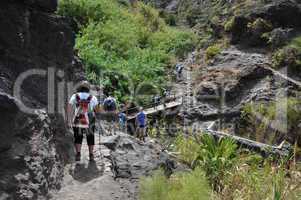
[193, 134, 238, 191]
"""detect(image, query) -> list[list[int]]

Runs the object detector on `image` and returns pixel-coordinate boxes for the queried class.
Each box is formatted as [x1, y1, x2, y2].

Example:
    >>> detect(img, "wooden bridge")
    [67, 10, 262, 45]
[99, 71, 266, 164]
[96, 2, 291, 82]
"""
[126, 98, 183, 120]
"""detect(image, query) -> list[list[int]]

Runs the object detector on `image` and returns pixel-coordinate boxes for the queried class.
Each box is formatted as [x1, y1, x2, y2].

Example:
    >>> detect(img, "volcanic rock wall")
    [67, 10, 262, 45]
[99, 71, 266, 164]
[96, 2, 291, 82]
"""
[0, 0, 83, 199]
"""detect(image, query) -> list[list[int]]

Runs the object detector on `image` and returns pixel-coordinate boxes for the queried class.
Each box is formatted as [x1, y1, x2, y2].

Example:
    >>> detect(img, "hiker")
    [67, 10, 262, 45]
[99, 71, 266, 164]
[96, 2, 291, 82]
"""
[162, 88, 169, 108]
[67, 81, 98, 162]
[103, 95, 117, 112]
[175, 63, 184, 81]
[153, 95, 161, 110]
[118, 104, 127, 132]
[103, 95, 118, 135]
[136, 107, 147, 142]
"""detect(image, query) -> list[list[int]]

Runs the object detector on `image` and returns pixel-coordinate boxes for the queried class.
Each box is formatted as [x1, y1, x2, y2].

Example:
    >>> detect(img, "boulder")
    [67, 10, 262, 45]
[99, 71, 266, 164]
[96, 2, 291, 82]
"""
[0, 93, 70, 199]
[109, 134, 178, 179]
[268, 28, 293, 48]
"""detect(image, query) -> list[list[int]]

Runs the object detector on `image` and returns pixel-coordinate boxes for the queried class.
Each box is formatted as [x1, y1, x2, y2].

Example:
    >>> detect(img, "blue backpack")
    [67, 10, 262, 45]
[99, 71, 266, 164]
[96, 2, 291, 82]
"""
[103, 97, 116, 111]
[136, 112, 146, 127]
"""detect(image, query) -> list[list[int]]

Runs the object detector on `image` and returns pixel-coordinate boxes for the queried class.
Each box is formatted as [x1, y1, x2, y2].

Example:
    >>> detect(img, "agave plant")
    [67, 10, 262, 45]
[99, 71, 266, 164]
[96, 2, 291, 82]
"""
[193, 134, 238, 191]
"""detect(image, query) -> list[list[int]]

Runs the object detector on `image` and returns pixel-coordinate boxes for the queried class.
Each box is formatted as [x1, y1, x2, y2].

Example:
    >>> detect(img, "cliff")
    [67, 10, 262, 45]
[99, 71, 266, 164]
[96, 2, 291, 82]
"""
[0, 0, 84, 199]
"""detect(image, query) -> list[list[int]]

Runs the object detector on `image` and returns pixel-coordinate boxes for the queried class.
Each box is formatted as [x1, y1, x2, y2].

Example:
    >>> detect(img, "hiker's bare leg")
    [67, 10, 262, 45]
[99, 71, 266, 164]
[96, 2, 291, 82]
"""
[88, 145, 94, 154]
[75, 144, 82, 153]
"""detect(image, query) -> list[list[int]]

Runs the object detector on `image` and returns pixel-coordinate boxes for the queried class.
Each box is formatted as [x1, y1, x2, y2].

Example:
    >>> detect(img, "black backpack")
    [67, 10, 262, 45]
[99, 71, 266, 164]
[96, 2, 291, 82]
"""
[103, 97, 116, 111]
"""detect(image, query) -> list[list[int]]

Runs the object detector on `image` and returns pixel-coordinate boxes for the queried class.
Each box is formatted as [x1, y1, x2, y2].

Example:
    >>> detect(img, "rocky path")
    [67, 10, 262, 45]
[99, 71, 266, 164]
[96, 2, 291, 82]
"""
[51, 122, 176, 200]
[172, 53, 197, 109]
[51, 132, 132, 200]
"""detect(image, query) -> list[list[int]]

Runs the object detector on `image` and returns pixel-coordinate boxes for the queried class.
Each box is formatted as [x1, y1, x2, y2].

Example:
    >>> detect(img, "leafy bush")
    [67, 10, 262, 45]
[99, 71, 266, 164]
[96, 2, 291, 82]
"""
[247, 18, 272, 33]
[272, 36, 301, 72]
[58, 0, 196, 103]
[221, 162, 301, 200]
[58, 0, 119, 27]
[174, 135, 200, 167]
[205, 44, 222, 61]
[240, 98, 301, 145]
[224, 17, 234, 32]
[139, 168, 211, 200]
[272, 47, 299, 69]
[175, 134, 238, 190]
[194, 134, 238, 190]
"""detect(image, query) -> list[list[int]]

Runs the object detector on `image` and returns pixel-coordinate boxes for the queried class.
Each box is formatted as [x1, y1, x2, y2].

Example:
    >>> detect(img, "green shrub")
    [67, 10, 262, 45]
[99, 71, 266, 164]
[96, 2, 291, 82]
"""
[247, 18, 272, 33]
[272, 47, 299, 69]
[175, 134, 238, 190]
[194, 134, 238, 190]
[221, 162, 301, 200]
[224, 17, 234, 32]
[174, 135, 200, 167]
[272, 36, 301, 72]
[240, 98, 301, 145]
[58, 0, 196, 103]
[139, 168, 211, 200]
[205, 44, 222, 61]
[58, 0, 119, 27]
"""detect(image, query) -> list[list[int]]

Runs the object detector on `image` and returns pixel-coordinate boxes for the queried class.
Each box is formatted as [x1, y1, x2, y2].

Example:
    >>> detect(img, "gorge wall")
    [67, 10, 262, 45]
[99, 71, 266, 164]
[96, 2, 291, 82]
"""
[0, 0, 84, 199]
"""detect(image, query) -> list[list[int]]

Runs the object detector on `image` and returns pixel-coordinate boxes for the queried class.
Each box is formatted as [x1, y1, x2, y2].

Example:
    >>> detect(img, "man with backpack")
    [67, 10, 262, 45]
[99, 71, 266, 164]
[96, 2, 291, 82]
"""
[153, 95, 161, 110]
[67, 81, 98, 162]
[175, 63, 184, 81]
[136, 107, 147, 142]
[103, 95, 118, 135]
[118, 105, 127, 132]
[103, 95, 117, 112]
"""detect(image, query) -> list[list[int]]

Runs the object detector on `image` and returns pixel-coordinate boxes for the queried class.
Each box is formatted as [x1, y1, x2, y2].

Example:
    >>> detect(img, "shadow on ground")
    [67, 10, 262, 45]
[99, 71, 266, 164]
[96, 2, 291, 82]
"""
[71, 161, 104, 183]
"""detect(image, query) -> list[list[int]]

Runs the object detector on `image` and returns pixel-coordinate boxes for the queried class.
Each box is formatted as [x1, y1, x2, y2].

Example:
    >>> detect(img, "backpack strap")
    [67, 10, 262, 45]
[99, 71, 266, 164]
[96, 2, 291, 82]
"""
[75, 94, 80, 107]
[87, 95, 92, 102]
[75, 94, 93, 106]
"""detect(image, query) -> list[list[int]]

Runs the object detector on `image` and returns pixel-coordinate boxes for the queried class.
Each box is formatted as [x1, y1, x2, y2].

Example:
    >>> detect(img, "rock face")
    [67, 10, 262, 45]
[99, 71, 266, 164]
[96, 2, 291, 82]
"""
[104, 134, 176, 179]
[0, 0, 83, 199]
[0, 93, 71, 199]
[23, 0, 58, 12]
[230, 0, 301, 45]
[183, 47, 274, 122]
[178, 47, 299, 134]
[252, 0, 301, 27]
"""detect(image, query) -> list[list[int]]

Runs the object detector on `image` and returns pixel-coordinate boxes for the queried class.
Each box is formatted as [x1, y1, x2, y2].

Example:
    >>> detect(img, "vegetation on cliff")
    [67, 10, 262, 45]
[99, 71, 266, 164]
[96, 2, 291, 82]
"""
[240, 97, 301, 146]
[141, 133, 301, 200]
[58, 0, 196, 102]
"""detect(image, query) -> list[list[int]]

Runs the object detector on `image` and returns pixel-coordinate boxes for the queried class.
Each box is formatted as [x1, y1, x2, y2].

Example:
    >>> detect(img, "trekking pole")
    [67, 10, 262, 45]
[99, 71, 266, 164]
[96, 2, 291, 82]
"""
[97, 118, 103, 159]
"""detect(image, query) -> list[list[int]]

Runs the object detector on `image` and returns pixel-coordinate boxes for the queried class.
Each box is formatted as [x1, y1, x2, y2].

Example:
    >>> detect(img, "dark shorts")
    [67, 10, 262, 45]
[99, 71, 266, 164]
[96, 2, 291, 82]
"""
[73, 127, 95, 146]
[139, 124, 146, 128]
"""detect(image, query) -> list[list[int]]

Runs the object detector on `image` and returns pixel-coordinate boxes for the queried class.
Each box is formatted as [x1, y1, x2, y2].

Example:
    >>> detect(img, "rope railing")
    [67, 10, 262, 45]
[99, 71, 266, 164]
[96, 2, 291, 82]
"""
[122, 92, 187, 114]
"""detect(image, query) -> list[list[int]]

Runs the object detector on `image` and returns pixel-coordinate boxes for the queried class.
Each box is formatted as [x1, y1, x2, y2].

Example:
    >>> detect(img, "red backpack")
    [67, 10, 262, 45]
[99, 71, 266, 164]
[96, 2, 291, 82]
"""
[73, 94, 93, 126]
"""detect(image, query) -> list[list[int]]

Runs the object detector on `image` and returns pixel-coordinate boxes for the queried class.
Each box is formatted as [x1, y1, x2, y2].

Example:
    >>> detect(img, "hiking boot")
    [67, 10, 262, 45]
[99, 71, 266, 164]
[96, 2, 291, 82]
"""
[75, 152, 81, 161]
[89, 153, 94, 161]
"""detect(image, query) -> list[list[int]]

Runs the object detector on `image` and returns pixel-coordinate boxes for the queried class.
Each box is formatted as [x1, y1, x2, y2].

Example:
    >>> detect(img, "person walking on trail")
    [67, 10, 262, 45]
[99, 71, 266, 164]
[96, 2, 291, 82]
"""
[118, 104, 127, 132]
[103, 95, 117, 112]
[162, 88, 169, 109]
[136, 107, 147, 142]
[103, 95, 118, 135]
[153, 95, 161, 110]
[67, 81, 98, 162]
[175, 63, 184, 81]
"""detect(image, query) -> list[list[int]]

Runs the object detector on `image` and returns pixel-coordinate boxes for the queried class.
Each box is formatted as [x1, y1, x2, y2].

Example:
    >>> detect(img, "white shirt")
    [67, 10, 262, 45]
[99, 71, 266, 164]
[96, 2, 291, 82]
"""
[69, 92, 98, 128]
[69, 92, 98, 111]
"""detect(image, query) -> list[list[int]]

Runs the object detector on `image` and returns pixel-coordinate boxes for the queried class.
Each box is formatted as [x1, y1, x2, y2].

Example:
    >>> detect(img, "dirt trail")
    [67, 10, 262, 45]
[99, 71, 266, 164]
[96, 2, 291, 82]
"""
[51, 119, 177, 200]
[51, 130, 133, 200]
[172, 52, 197, 109]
